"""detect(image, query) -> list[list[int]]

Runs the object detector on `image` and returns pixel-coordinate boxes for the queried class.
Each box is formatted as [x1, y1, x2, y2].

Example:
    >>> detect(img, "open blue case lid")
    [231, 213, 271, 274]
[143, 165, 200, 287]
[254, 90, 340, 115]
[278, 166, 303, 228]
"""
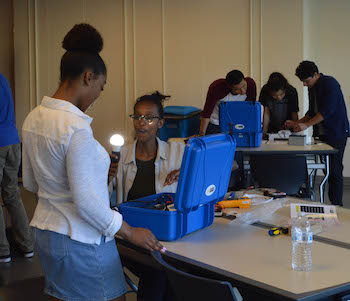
[164, 106, 201, 116]
[174, 133, 236, 212]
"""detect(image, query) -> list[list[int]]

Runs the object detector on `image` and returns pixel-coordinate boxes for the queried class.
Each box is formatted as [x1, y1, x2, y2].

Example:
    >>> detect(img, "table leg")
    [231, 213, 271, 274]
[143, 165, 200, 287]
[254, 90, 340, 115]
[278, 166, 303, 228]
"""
[309, 168, 316, 201]
[319, 155, 330, 203]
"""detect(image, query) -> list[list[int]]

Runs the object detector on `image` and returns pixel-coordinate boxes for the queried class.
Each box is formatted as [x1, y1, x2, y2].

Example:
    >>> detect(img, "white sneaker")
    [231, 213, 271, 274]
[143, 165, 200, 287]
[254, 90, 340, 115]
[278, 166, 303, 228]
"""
[22, 251, 34, 258]
[0, 255, 11, 263]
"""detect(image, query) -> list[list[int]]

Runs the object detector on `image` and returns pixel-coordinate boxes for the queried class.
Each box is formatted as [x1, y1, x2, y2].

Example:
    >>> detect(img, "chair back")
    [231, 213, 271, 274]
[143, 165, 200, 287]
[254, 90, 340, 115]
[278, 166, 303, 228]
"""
[151, 251, 242, 301]
[250, 155, 309, 195]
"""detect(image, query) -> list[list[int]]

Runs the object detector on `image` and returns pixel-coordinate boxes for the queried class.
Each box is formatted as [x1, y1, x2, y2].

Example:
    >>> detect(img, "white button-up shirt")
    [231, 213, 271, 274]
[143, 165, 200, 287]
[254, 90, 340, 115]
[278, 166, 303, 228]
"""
[22, 96, 123, 245]
[116, 137, 185, 204]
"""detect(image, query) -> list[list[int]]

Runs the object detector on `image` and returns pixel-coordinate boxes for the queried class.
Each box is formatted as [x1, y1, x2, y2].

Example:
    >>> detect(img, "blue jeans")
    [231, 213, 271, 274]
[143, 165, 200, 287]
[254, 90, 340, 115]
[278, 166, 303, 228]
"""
[34, 228, 127, 301]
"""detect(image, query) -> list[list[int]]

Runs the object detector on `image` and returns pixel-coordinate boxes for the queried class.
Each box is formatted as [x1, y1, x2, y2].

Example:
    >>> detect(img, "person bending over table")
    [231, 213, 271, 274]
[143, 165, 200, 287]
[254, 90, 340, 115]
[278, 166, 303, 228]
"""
[285, 60, 350, 206]
[197, 70, 257, 189]
[199, 69, 257, 135]
[111, 91, 185, 301]
[22, 24, 164, 301]
[259, 72, 299, 138]
[251, 72, 304, 194]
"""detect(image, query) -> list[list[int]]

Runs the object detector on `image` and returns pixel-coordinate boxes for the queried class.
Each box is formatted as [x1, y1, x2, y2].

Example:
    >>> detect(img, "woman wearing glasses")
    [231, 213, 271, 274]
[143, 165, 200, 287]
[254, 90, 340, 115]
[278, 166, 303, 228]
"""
[116, 91, 185, 204]
[115, 91, 184, 301]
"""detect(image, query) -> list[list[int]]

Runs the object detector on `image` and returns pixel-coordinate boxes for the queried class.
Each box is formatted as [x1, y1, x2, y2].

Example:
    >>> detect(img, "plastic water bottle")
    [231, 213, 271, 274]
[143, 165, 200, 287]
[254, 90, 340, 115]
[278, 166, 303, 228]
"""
[292, 216, 313, 271]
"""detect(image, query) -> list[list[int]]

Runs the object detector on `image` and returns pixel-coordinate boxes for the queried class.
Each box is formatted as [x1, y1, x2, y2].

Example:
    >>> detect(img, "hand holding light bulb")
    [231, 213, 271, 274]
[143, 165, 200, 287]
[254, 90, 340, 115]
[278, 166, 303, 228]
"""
[109, 134, 125, 163]
[108, 134, 125, 184]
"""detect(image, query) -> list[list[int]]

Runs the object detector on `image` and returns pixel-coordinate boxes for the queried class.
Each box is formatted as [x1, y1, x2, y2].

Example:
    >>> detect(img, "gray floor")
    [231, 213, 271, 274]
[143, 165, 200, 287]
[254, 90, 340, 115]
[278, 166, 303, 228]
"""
[1, 182, 350, 300]
[0, 187, 139, 301]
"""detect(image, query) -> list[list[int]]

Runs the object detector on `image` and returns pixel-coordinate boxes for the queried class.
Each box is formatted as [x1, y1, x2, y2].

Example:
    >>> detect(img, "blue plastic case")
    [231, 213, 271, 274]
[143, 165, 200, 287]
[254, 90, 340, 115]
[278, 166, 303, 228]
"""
[163, 106, 200, 116]
[159, 106, 201, 141]
[118, 133, 236, 241]
[219, 101, 262, 147]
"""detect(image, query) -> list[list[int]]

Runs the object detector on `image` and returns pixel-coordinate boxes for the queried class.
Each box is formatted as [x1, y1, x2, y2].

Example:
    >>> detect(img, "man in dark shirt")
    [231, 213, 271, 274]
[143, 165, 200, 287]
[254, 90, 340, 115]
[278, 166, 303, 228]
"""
[199, 70, 257, 190]
[286, 61, 350, 206]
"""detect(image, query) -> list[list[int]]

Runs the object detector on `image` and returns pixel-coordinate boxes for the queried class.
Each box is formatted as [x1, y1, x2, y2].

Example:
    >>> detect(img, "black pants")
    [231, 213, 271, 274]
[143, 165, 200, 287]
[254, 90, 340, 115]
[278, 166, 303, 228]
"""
[323, 137, 348, 206]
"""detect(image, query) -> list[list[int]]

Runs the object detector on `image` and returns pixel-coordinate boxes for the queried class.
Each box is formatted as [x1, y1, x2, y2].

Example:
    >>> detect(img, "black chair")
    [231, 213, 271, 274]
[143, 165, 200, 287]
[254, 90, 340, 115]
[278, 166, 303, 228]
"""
[250, 155, 310, 196]
[151, 251, 242, 301]
[124, 271, 138, 294]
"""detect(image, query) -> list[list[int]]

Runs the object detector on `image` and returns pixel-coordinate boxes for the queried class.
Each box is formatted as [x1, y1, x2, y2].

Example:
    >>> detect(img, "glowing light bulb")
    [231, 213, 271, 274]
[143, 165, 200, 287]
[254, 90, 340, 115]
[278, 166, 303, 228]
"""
[110, 134, 125, 153]
[110, 134, 124, 163]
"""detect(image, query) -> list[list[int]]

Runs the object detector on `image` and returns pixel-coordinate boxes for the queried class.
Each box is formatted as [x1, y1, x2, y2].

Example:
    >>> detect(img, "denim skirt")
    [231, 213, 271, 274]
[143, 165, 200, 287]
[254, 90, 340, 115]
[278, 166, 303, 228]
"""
[34, 228, 127, 301]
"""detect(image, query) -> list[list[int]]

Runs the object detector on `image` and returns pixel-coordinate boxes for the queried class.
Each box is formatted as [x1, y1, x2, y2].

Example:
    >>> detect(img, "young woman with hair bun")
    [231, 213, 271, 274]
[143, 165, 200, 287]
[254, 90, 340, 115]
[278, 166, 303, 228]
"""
[115, 91, 185, 301]
[22, 23, 164, 301]
[116, 91, 185, 204]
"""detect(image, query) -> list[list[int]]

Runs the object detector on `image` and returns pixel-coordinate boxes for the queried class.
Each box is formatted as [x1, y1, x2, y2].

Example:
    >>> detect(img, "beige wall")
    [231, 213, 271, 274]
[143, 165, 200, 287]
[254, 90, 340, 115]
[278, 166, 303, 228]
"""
[304, 0, 350, 176]
[261, 0, 304, 112]
[0, 0, 14, 94]
[13, 0, 252, 149]
[13, 0, 303, 151]
[35, 0, 127, 149]
[10, 0, 350, 178]
[162, 0, 251, 107]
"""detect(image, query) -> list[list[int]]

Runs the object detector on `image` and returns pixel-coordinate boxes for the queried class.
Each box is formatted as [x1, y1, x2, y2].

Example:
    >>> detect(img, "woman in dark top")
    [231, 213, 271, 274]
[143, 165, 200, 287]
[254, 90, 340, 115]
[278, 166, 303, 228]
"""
[116, 92, 185, 204]
[259, 72, 299, 137]
[115, 91, 184, 301]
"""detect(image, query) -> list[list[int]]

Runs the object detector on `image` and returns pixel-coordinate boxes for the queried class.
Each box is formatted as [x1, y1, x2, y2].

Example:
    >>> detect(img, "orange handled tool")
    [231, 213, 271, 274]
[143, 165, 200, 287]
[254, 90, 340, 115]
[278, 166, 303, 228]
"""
[217, 198, 251, 209]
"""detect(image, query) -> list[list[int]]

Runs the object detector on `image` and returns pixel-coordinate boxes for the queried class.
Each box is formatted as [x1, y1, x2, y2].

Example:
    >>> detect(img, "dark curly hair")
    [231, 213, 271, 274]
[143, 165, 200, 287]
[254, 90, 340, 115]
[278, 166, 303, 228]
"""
[266, 72, 289, 93]
[295, 61, 319, 81]
[226, 70, 245, 86]
[134, 91, 170, 119]
[60, 23, 106, 82]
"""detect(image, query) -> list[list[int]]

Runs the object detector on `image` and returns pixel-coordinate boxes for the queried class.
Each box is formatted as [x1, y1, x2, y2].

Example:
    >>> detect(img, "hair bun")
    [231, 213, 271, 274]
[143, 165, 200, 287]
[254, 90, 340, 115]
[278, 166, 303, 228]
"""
[62, 23, 103, 53]
[152, 91, 170, 102]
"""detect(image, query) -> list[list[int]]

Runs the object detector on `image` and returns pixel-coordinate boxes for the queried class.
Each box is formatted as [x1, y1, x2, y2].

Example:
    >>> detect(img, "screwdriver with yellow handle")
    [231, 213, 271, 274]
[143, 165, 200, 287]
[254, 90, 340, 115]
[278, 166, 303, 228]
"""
[268, 227, 289, 236]
[217, 197, 251, 209]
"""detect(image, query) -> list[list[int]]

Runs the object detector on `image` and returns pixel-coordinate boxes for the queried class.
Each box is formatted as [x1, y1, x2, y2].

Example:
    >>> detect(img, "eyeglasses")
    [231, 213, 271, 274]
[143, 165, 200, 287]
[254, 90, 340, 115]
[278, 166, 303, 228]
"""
[129, 114, 161, 124]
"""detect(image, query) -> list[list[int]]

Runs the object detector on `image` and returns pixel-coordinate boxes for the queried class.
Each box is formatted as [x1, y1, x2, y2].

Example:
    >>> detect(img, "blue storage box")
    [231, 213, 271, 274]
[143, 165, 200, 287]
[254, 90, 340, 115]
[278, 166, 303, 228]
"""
[159, 106, 201, 141]
[118, 133, 236, 241]
[219, 101, 262, 147]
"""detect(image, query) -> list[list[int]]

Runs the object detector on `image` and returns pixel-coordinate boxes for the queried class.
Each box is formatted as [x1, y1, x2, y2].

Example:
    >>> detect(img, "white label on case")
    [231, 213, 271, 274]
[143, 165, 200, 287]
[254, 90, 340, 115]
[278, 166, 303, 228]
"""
[235, 124, 245, 130]
[205, 185, 216, 196]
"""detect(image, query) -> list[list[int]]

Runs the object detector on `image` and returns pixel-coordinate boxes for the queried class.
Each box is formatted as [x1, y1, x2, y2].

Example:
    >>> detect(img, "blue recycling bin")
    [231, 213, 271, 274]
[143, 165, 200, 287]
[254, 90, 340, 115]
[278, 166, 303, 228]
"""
[159, 106, 201, 141]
